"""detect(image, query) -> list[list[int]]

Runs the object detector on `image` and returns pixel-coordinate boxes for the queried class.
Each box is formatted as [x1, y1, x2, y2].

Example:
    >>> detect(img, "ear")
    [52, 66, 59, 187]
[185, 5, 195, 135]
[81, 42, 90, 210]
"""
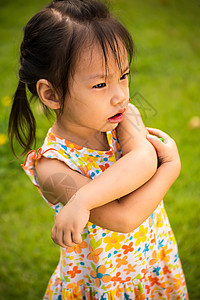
[36, 79, 60, 110]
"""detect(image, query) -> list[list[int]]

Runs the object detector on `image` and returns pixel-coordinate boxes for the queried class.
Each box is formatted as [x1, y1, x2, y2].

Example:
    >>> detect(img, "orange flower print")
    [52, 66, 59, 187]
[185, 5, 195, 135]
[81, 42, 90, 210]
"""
[78, 165, 89, 177]
[165, 286, 174, 300]
[116, 255, 128, 268]
[123, 263, 137, 275]
[122, 241, 134, 254]
[67, 266, 81, 279]
[87, 244, 103, 263]
[90, 265, 111, 287]
[64, 280, 85, 298]
[145, 284, 151, 294]
[111, 272, 122, 284]
[116, 286, 124, 298]
[163, 265, 172, 274]
[105, 150, 114, 156]
[134, 287, 146, 300]
[112, 129, 117, 140]
[67, 240, 87, 254]
[54, 276, 62, 286]
[134, 225, 148, 246]
[149, 250, 158, 266]
[148, 275, 160, 287]
[49, 132, 57, 142]
[141, 267, 148, 277]
[104, 232, 125, 251]
[160, 245, 173, 263]
[99, 163, 110, 172]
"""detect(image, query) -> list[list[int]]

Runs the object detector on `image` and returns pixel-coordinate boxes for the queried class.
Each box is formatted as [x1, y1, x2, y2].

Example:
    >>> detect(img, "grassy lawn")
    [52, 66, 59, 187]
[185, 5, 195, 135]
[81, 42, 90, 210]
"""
[0, 0, 199, 299]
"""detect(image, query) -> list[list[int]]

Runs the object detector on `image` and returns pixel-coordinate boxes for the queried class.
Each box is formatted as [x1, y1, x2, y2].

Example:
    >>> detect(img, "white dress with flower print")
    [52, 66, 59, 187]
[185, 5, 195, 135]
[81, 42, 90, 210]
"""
[22, 128, 188, 300]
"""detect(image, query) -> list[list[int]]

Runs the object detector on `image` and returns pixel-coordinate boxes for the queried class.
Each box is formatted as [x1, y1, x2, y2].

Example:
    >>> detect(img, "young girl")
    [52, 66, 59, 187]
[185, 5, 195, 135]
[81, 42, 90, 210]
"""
[8, 0, 188, 299]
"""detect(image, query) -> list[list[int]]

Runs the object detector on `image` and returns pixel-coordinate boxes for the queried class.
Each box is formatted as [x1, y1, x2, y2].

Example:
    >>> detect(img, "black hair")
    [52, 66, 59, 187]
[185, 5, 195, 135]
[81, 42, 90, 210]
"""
[8, 0, 134, 156]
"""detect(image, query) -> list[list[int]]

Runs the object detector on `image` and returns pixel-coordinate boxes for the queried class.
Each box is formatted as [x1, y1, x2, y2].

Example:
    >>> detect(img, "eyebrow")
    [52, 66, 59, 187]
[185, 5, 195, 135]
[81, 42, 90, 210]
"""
[87, 64, 130, 81]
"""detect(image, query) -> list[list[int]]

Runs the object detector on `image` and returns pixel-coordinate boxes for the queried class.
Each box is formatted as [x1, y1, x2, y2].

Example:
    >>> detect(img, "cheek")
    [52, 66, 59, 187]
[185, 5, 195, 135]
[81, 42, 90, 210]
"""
[124, 78, 130, 89]
[125, 83, 130, 97]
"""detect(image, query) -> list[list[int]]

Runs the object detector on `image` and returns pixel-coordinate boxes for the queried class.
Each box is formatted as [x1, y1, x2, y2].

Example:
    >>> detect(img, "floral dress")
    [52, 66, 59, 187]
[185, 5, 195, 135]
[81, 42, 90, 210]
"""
[22, 128, 188, 300]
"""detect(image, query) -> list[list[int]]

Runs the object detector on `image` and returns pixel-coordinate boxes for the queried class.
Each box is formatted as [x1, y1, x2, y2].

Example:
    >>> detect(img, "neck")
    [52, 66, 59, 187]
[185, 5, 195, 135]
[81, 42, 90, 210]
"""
[52, 120, 109, 150]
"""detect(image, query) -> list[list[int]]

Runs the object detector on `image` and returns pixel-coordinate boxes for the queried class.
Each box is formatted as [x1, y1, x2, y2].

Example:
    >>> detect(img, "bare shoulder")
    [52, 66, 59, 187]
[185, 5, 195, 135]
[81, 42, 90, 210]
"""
[36, 156, 72, 177]
[36, 156, 91, 205]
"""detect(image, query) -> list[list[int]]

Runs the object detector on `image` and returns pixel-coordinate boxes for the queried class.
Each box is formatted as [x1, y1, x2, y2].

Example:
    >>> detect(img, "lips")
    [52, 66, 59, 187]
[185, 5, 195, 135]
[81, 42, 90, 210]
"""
[108, 108, 126, 123]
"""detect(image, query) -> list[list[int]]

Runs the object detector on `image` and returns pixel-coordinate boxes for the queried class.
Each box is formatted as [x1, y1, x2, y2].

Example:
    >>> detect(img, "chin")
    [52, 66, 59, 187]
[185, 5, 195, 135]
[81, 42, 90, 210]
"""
[108, 122, 119, 131]
[100, 121, 119, 132]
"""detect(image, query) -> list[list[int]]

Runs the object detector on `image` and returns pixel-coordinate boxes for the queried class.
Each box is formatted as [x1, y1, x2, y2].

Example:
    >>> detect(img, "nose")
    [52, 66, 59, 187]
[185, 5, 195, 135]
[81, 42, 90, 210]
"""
[110, 84, 129, 107]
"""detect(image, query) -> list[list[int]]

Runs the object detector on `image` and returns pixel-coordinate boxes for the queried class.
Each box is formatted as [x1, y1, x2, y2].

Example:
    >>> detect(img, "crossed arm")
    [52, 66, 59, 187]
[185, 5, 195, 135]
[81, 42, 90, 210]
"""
[36, 104, 180, 246]
[37, 150, 179, 234]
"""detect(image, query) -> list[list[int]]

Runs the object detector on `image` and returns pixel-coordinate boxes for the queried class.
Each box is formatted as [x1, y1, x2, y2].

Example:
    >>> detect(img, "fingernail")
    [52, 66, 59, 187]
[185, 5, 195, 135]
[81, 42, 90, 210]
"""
[147, 134, 152, 139]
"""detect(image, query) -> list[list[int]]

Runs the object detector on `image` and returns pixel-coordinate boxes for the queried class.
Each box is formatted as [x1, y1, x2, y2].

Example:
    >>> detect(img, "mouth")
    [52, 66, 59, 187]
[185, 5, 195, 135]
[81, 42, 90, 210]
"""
[108, 108, 126, 123]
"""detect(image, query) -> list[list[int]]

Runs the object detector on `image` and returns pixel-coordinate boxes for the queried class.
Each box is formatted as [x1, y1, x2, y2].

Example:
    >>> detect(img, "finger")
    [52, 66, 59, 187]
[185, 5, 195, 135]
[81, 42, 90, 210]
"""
[51, 225, 57, 242]
[146, 127, 170, 142]
[146, 133, 166, 150]
[72, 231, 82, 245]
[51, 226, 67, 248]
[63, 231, 77, 247]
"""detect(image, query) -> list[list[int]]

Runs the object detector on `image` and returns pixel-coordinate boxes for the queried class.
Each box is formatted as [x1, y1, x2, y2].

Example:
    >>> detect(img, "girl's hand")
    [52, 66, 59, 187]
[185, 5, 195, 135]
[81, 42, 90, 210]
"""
[51, 193, 90, 248]
[146, 128, 181, 176]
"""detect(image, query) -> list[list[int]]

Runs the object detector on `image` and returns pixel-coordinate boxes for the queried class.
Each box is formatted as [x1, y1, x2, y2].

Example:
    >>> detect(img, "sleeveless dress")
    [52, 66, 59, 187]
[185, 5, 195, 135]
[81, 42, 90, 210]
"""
[22, 128, 188, 300]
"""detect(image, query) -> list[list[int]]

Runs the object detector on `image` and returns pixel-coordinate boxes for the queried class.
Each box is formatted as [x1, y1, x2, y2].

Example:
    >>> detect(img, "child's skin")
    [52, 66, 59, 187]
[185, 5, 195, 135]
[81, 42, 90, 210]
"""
[36, 42, 181, 248]
[37, 128, 180, 248]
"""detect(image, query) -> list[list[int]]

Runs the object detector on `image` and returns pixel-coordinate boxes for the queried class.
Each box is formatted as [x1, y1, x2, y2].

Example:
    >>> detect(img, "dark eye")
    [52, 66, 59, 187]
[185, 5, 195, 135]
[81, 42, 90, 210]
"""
[93, 82, 106, 89]
[120, 72, 130, 80]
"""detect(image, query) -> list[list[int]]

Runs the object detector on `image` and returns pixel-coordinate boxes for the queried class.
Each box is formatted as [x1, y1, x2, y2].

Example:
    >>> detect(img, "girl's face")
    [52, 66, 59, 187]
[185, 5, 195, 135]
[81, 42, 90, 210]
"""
[55, 41, 130, 142]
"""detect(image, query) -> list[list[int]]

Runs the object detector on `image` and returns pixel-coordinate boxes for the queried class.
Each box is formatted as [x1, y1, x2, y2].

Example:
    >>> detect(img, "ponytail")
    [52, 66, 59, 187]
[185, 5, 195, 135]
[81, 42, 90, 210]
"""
[8, 81, 36, 157]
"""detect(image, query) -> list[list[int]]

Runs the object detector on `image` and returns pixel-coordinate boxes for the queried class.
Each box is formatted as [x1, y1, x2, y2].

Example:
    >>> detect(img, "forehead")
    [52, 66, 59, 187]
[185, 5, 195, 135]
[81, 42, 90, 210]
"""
[74, 40, 129, 78]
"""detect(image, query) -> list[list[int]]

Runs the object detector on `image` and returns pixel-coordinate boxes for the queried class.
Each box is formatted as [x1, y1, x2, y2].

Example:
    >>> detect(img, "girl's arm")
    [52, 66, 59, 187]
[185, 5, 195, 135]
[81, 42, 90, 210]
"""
[37, 103, 157, 246]
[37, 128, 180, 247]
[91, 128, 181, 232]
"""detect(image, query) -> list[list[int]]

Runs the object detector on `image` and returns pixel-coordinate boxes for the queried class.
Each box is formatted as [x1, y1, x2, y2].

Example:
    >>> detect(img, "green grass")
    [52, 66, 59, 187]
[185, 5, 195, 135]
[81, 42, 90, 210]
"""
[0, 0, 200, 299]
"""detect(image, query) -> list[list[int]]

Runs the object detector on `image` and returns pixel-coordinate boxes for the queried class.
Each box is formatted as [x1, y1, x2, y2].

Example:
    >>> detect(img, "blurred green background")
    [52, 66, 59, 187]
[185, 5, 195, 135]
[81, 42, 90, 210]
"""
[0, 0, 199, 299]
